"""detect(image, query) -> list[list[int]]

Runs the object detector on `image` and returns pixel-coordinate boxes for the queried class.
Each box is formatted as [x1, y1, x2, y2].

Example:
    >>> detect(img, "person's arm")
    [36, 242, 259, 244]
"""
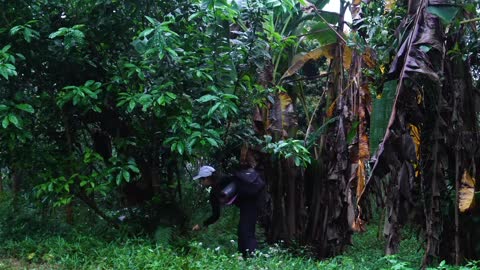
[202, 191, 221, 227]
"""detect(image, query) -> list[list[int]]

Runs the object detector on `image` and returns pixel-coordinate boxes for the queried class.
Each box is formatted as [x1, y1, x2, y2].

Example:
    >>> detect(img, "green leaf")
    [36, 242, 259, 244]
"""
[16, 53, 25, 60]
[166, 48, 178, 58]
[2, 117, 9, 128]
[177, 142, 185, 155]
[0, 105, 8, 111]
[464, 4, 476, 13]
[294, 157, 300, 167]
[15, 104, 34, 113]
[370, 80, 398, 155]
[0, 69, 7, 80]
[221, 94, 238, 100]
[128, 165, 140, 173]
[128, 100, 136, 112]
[188, 12, 203, 21]
[1, 45, 11, 52]
[427, 6, 460, 24]
[190, 131, 202, 138]
[139, 28, 154, 37]
[189, 123, 201, 129]
[197, 94, 218, 103]
[306, 22, 337, 45]
[171, 142, 177, 152]
[420, 45, 431, 53]
[85, 80, 94, 87]
[122, 170, 131, 182]
[166, 92, 177, 99]
[346, 121, 360, 144]
[157, 95, 166, 106]
[206, 137, 219, 148]
[208, 103, 221, 116]
[9, 26, 23, 35]
[116, 173, 123, 185]
[8, 114, 19, 127]
[145, 16, 157, 25]
[49, 28, 67, 39]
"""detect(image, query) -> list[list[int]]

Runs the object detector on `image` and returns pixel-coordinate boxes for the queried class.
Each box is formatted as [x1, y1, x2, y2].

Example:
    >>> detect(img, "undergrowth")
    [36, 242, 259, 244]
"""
[1, 191, 479, 269]
[1, 210, 479, 269]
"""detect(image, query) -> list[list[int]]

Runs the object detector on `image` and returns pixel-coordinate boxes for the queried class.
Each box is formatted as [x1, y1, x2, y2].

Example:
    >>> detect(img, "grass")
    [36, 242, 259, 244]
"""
[0, 234, 478, 270]
[0, 211, 479, 270]
[0, 192, 478, 269]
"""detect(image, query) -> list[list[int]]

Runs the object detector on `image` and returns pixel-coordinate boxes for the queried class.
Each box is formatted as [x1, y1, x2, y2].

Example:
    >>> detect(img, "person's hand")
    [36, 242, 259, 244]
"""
[192, 224, 201, 231]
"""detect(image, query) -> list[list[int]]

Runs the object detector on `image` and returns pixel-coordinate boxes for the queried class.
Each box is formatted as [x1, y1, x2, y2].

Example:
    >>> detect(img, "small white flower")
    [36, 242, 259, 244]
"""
[215, 246, 221, 251]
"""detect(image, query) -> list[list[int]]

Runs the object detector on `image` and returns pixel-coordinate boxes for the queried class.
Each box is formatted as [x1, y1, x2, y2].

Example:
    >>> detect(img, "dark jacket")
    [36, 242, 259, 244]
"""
[202, 169, 266, 227]
[203, 176, 236, 227]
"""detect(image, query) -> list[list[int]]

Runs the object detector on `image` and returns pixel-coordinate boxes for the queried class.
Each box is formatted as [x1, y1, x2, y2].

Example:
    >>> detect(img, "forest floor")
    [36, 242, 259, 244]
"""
[0, 206, 479, 270]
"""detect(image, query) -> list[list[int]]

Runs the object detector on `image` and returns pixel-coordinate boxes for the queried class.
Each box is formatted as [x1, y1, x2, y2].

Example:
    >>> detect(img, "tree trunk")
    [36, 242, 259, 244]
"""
[12, 169, 21, 194]
[65, 203, 74, 225]
[454, 151, 460, 265]
[63, 114, 74, 225]
[12, 169, 21, 210]
[176, 164, 182, 201]
[77, 191, 120, 229]
[286, 159, 297, 239]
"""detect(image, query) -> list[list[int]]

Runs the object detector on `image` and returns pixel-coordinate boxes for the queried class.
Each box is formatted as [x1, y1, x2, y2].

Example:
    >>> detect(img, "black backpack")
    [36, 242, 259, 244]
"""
[234, 168, 265, 196]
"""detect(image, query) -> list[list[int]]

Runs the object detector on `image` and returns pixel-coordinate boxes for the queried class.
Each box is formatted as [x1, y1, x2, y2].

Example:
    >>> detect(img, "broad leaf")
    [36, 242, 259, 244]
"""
[15, 103, 34, 113]
[8, 114, 19, 127]
[305, 22, 337, 45]
[2, 117, 8, 128]
[280, 44, 335, 80]
[369, 80, 397, 155]
[427, 6, 459, 24]
[459, 171, 475, 212]
[197, 94, 218, 103]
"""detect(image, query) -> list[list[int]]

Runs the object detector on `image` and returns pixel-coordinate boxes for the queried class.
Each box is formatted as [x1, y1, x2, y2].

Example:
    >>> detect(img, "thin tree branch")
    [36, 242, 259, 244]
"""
[460, 17, 480, 24]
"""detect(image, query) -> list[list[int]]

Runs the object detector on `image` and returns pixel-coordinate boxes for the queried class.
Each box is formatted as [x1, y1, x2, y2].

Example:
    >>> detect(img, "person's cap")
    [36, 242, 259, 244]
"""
[193, 165, 216, 180]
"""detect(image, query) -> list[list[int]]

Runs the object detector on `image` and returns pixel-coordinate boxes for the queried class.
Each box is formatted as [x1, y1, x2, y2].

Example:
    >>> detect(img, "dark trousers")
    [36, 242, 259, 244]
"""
[237, 195, 258, 256]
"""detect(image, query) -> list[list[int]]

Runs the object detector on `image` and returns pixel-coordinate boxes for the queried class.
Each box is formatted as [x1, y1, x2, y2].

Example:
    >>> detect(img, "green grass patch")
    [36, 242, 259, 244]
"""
[1, 193, 478, 269]
[1, 218, 479, 270]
